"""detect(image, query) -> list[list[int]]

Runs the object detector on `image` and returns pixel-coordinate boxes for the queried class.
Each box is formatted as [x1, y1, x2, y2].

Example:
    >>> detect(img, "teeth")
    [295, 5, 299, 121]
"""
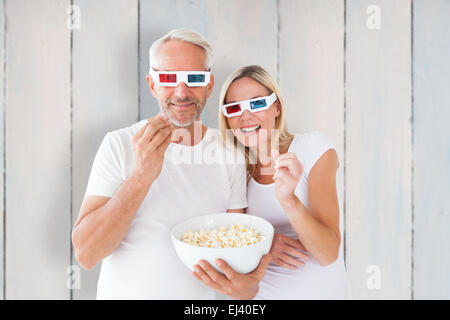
[240, 125, 261, 133]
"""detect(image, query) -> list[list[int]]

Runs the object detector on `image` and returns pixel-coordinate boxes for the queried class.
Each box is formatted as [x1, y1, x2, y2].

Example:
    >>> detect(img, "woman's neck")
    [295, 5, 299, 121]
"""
[251, 138, 290, 183]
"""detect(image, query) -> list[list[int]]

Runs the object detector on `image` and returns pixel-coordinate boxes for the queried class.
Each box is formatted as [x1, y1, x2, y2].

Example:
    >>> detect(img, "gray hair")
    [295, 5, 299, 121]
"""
[149, 28, 213, 71]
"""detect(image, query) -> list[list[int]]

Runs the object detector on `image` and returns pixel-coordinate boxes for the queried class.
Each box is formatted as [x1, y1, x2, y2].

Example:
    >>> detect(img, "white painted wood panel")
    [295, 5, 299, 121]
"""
[205, 0, 278, 128]
[413, 0, 450, 300]
[0, 0, 4, 300]
[72, 0, 139, 300]
[0, 0, 449, 300]
[346, 0, 412, 299]
[278, 0, 346, 268]
[139, 0, 206, 121]
[5, 0, 71, 299]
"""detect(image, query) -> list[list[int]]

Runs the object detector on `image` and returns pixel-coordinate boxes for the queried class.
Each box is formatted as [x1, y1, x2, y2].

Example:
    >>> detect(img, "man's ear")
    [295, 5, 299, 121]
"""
[147, 75, 158, 98]
[206, 73, 214, 98]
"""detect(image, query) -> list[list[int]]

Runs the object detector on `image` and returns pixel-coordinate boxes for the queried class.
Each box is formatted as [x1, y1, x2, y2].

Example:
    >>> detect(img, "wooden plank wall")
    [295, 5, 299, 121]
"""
[71, 0, 139, 300]
[0, 0, 4, 301]
[0, 0, 449, 299]
[346, 0, 412, 299]
[413, 0, 450, 300]
[4, 0, 71, 299]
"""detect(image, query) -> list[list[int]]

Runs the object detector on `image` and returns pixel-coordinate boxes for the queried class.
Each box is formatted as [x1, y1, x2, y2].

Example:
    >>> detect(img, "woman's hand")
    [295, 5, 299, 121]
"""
[192, 254, 272, 300]
[271, 149, 303, 206]
[270, 234, 310, 269]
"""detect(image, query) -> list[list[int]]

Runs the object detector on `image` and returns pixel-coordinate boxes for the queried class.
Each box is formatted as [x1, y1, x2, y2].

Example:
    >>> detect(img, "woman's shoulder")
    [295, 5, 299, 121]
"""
[290, 131, 334, 151]
[290, 131, 338, 177]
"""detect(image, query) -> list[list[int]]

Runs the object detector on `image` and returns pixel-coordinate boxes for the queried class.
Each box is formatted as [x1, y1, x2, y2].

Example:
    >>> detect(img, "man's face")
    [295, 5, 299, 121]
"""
[147, 40, 214, 127]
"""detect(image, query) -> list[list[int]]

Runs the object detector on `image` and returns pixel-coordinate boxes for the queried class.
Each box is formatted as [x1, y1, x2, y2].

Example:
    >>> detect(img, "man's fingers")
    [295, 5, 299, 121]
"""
[198, 260, 229, 287]
[193, 265, 222, 292]
[250, 253, 272, 279]
[215, 259, 237, 281]
[146, 126, 173, 151]
[156, 131, 173, 152]
[141, 118, 171, 143]
[133, 120, 152, 142]
[134, 113, 168, 140]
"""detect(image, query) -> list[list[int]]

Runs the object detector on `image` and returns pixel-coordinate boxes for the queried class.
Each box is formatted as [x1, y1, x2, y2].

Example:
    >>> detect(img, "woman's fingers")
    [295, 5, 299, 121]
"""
[274, 158, 302, 177]
[273, 167, 289, 181]
[282, 235, 308, 253]
[271, 149, 280, 168]
[281, 253, 306, 268]
[274, 258, 297, 270]
[283, 244, 310, 262]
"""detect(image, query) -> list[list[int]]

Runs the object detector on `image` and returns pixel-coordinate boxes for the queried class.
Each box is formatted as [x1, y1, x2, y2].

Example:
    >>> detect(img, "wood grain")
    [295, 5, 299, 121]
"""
[0, 0, 4, 300]
[413, 0, 450, 299]
[346, 0, 412, 299]
[72, 0, 139, 300]
[5, 0, 71, 299]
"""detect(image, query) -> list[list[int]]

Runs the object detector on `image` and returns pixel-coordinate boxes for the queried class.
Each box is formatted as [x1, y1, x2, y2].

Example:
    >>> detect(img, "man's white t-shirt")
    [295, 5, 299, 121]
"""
[84, 119, 248, 299]
[248, 131, 352, 300]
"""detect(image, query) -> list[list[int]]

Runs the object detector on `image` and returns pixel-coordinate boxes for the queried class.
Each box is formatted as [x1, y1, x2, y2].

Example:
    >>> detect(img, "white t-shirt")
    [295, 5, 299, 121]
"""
[249, 131, 352, 300]
[84, 120, 248, 299]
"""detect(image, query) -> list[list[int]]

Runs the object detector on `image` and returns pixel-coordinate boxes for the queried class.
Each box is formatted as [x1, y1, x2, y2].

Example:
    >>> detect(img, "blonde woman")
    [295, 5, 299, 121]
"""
[193, 65, 351, 299]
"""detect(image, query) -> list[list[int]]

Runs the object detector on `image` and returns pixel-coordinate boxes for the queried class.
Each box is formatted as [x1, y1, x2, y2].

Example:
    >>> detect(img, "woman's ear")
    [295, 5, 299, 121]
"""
[275, 101, 281, 117]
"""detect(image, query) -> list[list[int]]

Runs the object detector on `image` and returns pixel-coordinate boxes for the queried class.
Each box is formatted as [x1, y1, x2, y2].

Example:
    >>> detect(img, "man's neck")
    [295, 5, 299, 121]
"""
[171, 120, 207, 146]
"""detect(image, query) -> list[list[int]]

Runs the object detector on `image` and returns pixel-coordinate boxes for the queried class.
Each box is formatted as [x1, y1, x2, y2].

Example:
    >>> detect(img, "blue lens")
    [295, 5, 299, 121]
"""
[188, 74, 205, 83]
[250, 99, 267, 109]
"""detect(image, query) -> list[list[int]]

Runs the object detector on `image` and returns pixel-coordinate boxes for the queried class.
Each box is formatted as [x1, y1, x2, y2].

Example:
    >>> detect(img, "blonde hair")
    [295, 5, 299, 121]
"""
[218, 65, 294, 182]
[149, 28, 213, 70]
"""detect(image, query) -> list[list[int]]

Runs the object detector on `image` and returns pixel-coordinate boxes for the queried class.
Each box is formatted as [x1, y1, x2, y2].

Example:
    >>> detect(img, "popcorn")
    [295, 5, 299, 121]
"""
[181, 224, 264, 248]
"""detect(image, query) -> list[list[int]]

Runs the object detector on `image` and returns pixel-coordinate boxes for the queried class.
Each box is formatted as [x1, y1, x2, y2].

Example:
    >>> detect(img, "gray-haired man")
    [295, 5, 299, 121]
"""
[72, 29, 270, 299]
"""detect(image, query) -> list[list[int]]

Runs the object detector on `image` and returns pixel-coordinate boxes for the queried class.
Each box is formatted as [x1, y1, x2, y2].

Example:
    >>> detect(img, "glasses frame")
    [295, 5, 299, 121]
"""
[221, 92, 278, 118]
[149, 68, 211, 87]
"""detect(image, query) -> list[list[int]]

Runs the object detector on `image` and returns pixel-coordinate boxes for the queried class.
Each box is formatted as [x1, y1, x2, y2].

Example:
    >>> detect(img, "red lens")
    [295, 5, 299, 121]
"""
[225, 104, 241, 114]
[159, 74, 177, 83]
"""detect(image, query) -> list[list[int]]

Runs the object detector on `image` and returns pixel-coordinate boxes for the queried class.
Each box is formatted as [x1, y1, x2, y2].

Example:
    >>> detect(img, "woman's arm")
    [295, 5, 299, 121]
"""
[273, 149, 341, 266]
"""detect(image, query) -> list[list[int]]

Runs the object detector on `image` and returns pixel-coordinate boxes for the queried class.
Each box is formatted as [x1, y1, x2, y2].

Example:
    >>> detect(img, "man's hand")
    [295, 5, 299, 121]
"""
[270, 233, 309, 270]
[192, 254, 271, 300]
[131, 113, 174, 184]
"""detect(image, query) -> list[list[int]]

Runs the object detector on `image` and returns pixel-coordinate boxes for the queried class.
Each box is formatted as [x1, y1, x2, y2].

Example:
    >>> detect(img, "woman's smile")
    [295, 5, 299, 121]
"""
[239, 125, 261, 135]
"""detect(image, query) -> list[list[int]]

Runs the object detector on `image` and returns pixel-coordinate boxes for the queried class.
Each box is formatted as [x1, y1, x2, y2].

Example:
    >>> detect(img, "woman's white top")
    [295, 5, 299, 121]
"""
[249, 131, 352, 300]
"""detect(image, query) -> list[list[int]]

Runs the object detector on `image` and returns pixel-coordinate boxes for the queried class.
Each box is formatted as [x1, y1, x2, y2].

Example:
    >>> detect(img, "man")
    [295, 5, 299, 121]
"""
[72, 29, 269, 299]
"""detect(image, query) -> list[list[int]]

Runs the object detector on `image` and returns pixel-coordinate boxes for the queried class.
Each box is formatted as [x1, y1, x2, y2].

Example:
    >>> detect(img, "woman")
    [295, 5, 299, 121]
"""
[209, 65, 351, 299]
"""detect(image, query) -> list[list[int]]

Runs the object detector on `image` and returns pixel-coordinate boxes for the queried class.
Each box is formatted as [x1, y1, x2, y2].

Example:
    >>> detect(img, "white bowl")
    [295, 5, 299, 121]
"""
[171, 213, 274, 274]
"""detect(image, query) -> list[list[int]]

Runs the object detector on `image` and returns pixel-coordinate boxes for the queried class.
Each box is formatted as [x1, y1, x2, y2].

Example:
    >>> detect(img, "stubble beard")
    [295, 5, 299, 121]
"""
[160, 97, 205, 128]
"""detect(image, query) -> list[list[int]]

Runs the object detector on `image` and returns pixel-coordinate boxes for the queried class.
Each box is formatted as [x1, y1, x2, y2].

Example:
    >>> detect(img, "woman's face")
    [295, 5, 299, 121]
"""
[225, 77, 280, 148]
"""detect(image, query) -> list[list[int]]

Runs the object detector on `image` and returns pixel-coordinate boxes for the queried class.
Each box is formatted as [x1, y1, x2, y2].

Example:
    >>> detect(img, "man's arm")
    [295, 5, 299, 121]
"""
[72, 173, 152, 270]
[72, 114, 173, 270]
